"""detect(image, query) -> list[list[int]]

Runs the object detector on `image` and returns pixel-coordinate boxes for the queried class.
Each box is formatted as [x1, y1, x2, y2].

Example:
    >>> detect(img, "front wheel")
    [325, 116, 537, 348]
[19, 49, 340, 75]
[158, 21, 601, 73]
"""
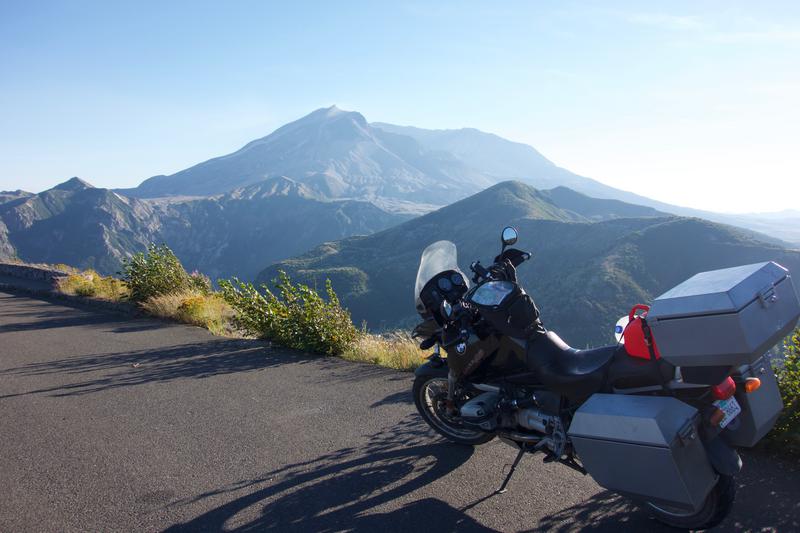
[644, 474, 735, 530]
[413, 375, 495, 446]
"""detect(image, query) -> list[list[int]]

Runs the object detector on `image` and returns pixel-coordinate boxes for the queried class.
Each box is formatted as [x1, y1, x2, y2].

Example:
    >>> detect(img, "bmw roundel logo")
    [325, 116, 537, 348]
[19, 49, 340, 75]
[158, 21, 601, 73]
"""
[456, 342, 467, 354]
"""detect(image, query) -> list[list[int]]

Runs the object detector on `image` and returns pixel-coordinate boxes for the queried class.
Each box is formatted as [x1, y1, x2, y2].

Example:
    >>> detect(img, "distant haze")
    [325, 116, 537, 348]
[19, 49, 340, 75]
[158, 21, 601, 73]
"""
[1, 1, 798, 213]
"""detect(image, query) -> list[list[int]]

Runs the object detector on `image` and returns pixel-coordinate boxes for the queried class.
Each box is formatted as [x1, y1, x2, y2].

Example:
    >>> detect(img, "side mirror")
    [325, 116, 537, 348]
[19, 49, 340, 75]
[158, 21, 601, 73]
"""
[501, 226, 518, 247]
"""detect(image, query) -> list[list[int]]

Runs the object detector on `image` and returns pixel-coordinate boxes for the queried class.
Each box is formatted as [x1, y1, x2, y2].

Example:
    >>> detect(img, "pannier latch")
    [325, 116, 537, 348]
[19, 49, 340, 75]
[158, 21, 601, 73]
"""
[678, 419, 697, 446]
[758, 285, 778, 308]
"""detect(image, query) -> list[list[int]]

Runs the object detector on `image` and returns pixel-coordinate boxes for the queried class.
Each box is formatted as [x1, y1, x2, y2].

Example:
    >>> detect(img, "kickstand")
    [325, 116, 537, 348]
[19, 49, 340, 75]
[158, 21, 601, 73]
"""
[496, 445, 527, 494]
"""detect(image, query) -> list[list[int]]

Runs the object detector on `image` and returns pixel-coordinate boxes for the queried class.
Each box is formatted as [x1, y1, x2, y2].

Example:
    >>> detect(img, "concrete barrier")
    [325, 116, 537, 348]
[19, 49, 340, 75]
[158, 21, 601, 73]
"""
[0, 262, 138, 315]
[0, 262, 70, 284]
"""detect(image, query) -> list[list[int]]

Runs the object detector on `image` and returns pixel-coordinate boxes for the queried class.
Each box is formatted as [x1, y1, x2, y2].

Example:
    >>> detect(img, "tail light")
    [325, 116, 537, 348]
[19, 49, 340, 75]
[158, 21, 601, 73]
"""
[711, 376, 736, 400]
[744, 377, 762, 393]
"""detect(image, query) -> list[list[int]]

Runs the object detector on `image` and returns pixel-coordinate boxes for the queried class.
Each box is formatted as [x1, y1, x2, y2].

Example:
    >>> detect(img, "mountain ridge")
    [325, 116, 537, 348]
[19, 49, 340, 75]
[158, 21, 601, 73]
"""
[125, 106, 490, 202]
[0, 176, 408, 279]
[259, 180, 800, 346]
[107, 106, 798, 244]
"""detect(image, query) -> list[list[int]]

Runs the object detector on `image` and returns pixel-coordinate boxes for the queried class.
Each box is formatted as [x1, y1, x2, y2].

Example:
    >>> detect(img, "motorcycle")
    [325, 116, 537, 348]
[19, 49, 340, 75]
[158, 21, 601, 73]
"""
[410, 226, 798, 530]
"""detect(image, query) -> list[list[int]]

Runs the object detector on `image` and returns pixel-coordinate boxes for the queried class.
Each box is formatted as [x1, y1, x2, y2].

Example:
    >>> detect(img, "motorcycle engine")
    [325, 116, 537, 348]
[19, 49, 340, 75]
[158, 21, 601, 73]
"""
[519, 408, 567, 454]
[459, 391, 568, 455]
[459, 391, 500, 431]
[460, 392, 558, 432]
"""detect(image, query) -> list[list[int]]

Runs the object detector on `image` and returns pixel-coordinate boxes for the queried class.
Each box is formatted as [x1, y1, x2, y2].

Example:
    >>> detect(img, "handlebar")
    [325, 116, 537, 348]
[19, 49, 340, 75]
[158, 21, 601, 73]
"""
[470, 261, 490, 283]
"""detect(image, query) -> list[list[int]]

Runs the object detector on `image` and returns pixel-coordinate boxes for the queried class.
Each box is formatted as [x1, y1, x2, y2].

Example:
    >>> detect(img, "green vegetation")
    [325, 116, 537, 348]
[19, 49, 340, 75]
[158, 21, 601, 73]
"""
[57, 270, 129, 300]
[219, 272, 358, 356]
[52, 245, 228, 336]
[50, 245, 388, 362]
[121, 243, 211, 302]
[771, 328, 800, 453]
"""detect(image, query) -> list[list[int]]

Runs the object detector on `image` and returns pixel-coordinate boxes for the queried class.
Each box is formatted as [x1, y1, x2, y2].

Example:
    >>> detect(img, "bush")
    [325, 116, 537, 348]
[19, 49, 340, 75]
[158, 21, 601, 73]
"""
[219, 271, 358, 355]
[177, 293, 231, 335]
[772, 327, 800, 452]
[56, 270, 129, 301]
[121, 244, 193, 302]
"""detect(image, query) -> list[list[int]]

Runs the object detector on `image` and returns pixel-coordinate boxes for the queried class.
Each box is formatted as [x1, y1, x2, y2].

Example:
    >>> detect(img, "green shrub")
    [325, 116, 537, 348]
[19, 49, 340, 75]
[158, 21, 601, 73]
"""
[219, 271, 358, 355]
[121, 244, 192, 302]
[772, 327, 800, 451]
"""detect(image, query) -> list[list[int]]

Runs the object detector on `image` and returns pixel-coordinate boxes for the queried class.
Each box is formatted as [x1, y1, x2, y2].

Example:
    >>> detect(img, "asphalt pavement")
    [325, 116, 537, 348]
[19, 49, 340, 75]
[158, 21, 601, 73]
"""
[1, 290, 798, 532]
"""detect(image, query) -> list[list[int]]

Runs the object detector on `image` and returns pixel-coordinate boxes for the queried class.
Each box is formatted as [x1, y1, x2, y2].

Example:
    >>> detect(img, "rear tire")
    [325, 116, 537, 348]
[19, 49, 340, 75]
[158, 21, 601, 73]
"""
[645, 474, 735, 530]
[413, 374, 495, 446]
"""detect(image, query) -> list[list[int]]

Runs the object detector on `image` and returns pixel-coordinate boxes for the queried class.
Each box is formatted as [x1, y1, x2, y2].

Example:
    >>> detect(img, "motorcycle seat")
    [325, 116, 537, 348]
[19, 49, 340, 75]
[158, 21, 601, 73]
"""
[526, 331, 619, 400]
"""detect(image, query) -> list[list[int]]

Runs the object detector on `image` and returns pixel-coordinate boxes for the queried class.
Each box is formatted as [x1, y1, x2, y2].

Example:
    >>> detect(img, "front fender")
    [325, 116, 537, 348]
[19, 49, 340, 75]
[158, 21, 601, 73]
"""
[414, 356, 449, 378]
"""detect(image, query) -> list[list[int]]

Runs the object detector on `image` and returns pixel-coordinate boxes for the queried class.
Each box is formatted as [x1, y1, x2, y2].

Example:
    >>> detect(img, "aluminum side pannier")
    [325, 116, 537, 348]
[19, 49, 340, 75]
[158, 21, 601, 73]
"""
[723, 354, 783, 447]
[647, 262, 800, 367]
[568, 394, 717, 511]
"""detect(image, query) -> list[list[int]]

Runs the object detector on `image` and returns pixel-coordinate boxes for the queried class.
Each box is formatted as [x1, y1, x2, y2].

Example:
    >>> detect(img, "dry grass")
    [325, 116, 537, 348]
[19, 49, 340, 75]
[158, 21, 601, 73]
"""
[142, 290, 235, 336]
[56, 270, 129, 301]
[341, 331, 429, 371]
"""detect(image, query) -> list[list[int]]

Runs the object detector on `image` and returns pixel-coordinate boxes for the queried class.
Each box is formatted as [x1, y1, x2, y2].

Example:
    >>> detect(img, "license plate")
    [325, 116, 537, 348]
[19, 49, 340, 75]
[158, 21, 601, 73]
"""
[714, 397, 742, 428]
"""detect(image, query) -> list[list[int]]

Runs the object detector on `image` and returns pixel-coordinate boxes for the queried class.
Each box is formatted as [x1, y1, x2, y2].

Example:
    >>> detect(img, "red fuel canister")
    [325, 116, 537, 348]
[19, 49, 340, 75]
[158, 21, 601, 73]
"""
[622, 304, 661, 360]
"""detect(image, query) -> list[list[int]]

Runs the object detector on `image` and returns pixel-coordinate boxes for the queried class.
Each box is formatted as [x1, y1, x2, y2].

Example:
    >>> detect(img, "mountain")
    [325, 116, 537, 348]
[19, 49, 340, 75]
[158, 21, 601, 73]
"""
[126, 106, 625, 210]
[0, 189, 33, 205]
[0, 179, 161, 272]
[4, 106, 795, 304]
[709, 212, 800, 246]
[539, 186, 666, 221]
[259, 181, 800, 347]
[51, 177, 95, 192]
[126, 106, 492, 203]
[117, 107, 796, 243]
[372, 122, 800, 244]
[0, 176, 407, 280]
[157, 176, 409, 280]
[371, 122, 678, 207]
[0, 219, 14, 259]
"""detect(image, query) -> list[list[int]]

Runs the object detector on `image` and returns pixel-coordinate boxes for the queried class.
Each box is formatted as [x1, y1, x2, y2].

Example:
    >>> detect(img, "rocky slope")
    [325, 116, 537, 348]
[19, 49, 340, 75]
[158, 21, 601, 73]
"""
[0, 176, 407, 279]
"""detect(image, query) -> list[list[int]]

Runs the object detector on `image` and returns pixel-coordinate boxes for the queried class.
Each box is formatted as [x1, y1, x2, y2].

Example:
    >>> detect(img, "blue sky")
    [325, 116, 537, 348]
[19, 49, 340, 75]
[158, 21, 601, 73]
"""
[1, 1, 798, 213]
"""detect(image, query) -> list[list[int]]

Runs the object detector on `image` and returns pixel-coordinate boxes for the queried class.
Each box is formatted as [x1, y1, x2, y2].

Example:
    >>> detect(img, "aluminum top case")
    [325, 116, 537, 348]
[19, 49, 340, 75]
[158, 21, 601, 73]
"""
[648, 262, 800, 366]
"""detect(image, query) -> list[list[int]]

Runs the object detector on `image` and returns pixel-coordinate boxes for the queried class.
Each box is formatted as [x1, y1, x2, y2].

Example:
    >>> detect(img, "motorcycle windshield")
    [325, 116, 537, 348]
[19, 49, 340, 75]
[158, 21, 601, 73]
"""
[414, 240, 467, 306]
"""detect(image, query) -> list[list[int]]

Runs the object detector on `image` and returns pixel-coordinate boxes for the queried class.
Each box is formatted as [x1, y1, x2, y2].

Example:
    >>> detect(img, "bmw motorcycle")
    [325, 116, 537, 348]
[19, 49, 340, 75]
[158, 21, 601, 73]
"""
[411, 227, 797, 530]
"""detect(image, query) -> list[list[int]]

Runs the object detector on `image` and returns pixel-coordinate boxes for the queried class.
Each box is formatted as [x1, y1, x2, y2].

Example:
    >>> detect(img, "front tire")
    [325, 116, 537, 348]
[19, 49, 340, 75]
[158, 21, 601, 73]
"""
[413, 374, 495, 446]
[644, 474, 735, 530]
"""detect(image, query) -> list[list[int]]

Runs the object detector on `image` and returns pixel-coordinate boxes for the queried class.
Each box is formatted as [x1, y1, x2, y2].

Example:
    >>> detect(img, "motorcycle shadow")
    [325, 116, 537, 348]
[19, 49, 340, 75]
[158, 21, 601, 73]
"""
[533, 490, 672, 533]
[165, 416, 492, 532]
